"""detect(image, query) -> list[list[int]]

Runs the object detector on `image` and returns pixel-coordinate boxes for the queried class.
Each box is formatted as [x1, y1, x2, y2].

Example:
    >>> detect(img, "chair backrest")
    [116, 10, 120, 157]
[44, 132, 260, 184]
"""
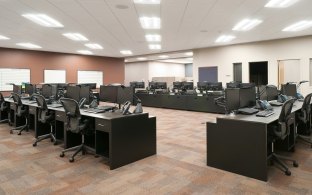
[301, 93, 312, 116]
[34, 94, 51, 123]
[276, 99, 294, 139]
[0, 92, 7, 111]
[11, 93, 22, 106]
[60, 98, 81, 133]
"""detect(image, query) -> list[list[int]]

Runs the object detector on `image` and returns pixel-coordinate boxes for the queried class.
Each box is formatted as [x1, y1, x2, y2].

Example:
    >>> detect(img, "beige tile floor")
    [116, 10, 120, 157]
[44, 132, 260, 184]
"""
[0, 106, 311, 194]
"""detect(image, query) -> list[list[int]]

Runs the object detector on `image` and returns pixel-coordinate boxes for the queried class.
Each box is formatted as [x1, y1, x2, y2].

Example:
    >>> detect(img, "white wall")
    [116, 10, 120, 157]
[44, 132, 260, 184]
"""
[193, 36, 312, 95]
[124, 61, 149, 85]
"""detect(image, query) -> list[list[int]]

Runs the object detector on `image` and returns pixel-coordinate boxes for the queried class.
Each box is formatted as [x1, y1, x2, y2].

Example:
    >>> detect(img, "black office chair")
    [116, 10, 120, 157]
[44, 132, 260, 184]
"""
[59, 98, 91, 162]
[268, 99, 298, 176]
[10, 93, 28, 135]
[0, 92, 9, 123]
[32, 95, 57, 147]
[296, 93, 312, 147]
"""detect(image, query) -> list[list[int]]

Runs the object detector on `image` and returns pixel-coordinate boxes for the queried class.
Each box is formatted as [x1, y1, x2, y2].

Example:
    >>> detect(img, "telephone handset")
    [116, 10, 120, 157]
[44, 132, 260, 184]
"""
[257, 100, 273, 110]
[122, 101, 131, 115]
[278, 94, 288, 103]
[296, 92, 304, 99]
[78, 98, 87, 108]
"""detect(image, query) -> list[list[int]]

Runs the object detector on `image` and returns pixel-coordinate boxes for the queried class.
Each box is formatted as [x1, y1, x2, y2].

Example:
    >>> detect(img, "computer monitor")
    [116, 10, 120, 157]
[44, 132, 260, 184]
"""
[239, 83, 255, 89]
[197, 82, 209, 91]
[57, 83, 68, 90]
[266, 86, 279, 101]
[80, 86, 90, 104]
[117, 86, 134, 104]
[239, 87, 256, 108]
[208, 82, 223, 91]
[281, 84, 297, 97]
[182, 82, 193, 90]
[225, 88, 240, 111]
[66, 85, 80, 102]
[25, 83, 35, 95]
[13, 84, 22, 94]
[173, 82, 182, 90]
[226, 82, 240, 88]
[149, 82, 157, 90]
[130, 81, 145, 89]
[21, 82, 27, 93]
[99, 85, 118, 103]
[156, 82, 167, 89]
[42, 84, 52, 98]
[78, 83, 97, 89]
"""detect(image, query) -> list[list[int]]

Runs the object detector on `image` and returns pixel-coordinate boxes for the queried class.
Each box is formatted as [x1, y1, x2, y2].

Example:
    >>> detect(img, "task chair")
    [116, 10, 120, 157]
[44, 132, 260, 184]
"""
[10, 93, 28, 135]
[296, 93, 312, 147]
[268, 99, 298, 176]
[0, 92, 9, 123]
[32, 95, 57, 147]
[59, 98, 91, 162]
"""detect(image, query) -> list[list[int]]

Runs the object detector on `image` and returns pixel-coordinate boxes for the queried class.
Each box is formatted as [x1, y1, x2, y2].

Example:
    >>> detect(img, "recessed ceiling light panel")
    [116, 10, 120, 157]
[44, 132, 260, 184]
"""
[120, 50, 133, 55]
[282, 20, 312, 31]
[140, 17, 161, 29]
[137, 57, 147, 60]
[77, 50, 93, 55]
[22, 14, 64, 28]
[215, 35, 236, 43]
[232, 19, 262, 31]
[134, 0, 161, 4]
[159, 55, 169, 58]
[16, 42, 42, 49]
[149, 44, 161, 50]
[185, 52, 193, 56]
[85, 43, 103, 49]
[0, 35, 10, 40]
[265, 0, 299, 8]
[63, 33, 88, 41]
[145, 34, 161, 42]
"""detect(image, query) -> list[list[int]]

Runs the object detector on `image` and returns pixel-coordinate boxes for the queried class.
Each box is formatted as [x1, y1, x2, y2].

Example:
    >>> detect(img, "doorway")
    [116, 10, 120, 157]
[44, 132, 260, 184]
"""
[278, 59, 300, 86]
[233, 63, 242, 82]
[249, 61, 268, 85]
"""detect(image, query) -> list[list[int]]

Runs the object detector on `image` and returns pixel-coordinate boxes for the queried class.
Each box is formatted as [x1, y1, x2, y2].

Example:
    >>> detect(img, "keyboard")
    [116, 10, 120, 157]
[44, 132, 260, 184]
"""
[298, 99, 304, 102]
[84, 108, 106, 114]
[269, 101, 283, 106]
[256, 110, 274, 117]
[237, 108, 259, 115]
[97, 106, 114, 111]
[49, 103, 63, 108]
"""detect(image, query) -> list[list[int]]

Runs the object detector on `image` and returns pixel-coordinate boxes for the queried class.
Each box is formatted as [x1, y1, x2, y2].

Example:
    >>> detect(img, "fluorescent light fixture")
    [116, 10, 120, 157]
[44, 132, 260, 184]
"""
[139, 17, 161, 29]
[85, 43, 103, 49]
[282, 20, 312, 31]
[63, 33, 88, 41]
[265, 0, 299, 8]
[232, 19, 262, 31]
[134, 0, 161, 4]
[215, 35, 236, 43]
[145, 34, 161, 42]
[159, 55, 169, 58]
[137, 57, 147, 61]
[0, 35, 10, 40]
[185, 52, 193, 56]
[77, 50, 93, 55]
[120, 50, 133, 55]
[149, 44, 161, 50]
[22, 14, 63, 28]
[16, 43, 41, 49]
[125, 59, 129, 62]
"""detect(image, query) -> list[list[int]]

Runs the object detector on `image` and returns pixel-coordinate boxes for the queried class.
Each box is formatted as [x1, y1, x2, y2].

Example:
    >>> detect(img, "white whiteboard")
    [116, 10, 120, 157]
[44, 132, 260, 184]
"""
[44, 69, 66, 83]
[78, 70, 103, 88]
[0, 68, 30, 91]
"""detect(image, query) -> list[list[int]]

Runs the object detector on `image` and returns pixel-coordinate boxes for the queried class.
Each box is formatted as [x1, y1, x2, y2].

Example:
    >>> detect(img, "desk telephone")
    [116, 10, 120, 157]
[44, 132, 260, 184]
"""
[257, 100, 273, 110]
[277, 94, 288, 103]
[121, 101, 131, 115]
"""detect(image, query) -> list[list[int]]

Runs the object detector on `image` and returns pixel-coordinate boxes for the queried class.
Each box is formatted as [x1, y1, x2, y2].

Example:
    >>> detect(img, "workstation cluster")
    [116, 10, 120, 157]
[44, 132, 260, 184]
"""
[0, 82, 156, 169]
[207, 82, 312, 181]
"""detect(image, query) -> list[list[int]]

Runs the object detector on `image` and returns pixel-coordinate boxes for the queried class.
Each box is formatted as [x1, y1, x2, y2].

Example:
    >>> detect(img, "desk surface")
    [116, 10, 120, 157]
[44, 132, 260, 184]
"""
[217, 101, 303, 124]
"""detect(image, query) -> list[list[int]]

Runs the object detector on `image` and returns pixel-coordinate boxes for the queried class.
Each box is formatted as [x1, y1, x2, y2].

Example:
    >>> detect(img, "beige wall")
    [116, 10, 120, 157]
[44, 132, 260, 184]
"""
[193, 36, 312, 95]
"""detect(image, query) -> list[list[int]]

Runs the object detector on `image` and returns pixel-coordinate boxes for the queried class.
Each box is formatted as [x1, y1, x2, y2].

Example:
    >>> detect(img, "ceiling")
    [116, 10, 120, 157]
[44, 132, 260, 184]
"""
[0, 0, 311, 58]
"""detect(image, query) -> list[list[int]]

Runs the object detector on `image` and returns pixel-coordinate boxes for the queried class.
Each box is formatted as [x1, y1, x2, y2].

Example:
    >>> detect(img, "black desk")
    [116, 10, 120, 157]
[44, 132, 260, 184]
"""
[137, 93, 224, 113]
[206, 101, 302, 181]
[5, 98, 157, 170]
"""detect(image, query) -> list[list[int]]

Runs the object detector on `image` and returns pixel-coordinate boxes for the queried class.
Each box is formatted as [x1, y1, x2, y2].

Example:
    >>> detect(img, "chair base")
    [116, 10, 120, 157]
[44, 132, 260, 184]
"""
[297, 134, 312, 148]
[59, 143, 92, 163]
[269, 153, 298, 176]
[0, 119, 9, 123]
[33, 133, 57, 147]
[10, 124, 28, 135]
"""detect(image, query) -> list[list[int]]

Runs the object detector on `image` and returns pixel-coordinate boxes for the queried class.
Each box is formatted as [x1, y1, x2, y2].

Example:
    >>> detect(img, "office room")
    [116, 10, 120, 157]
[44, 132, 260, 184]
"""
[0, 0, 312, 194]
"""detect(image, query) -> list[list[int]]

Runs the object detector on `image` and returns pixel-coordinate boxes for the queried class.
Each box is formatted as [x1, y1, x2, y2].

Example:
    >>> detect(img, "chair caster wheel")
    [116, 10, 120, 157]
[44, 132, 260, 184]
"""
[293, 162, 299, 167]
[33, 142, 37, 147]
[17, 132, 21, 135]
[285, 170, 291, 176]
[69, 158, 74, 163]
[51, 138, 54, 142]
[60, 153, 65, 157]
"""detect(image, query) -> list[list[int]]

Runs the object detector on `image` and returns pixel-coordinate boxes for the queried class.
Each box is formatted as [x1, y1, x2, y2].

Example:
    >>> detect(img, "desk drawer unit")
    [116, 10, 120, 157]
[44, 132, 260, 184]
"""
[28, 106, 36, 115]
[95, 118, 111, 132]
[55, 111, 66, 122]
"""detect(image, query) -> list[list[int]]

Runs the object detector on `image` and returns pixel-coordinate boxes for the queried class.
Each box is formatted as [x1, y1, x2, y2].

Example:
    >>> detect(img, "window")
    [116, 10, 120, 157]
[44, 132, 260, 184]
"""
[78, 70, 103, 88]
[0, 68, 30, 91]
[44, 69, 66, 83]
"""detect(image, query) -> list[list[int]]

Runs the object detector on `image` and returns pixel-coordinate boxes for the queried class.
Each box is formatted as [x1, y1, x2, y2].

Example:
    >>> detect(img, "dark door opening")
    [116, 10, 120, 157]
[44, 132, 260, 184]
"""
[249, 61, 268, 85]
[233, 63, 242, 82]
